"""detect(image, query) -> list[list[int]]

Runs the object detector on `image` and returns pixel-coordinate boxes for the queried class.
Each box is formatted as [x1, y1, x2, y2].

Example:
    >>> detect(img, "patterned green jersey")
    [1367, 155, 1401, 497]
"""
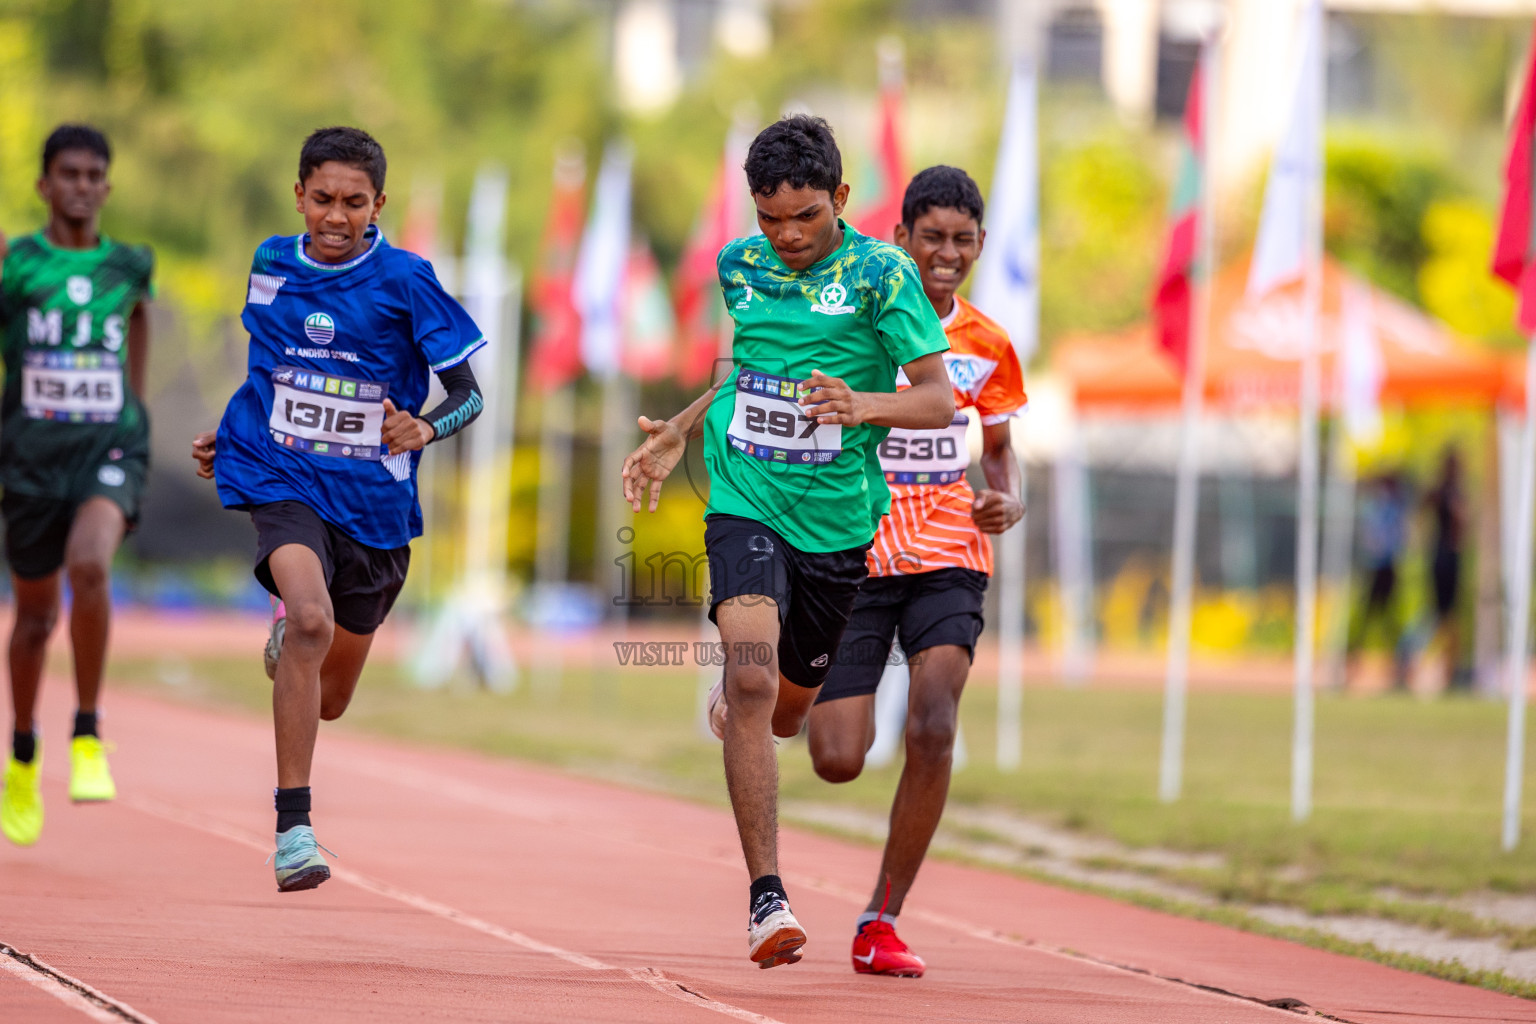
[706, 222, 948, 552]
[0, 232, 154, 499]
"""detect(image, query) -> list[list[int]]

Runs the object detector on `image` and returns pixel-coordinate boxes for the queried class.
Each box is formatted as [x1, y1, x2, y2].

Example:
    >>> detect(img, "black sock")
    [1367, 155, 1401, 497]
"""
[750, 874, 787, 914]
[72, 710, 98, 739]
[274, 786, 312, 833]
[12, 731, 35, 764]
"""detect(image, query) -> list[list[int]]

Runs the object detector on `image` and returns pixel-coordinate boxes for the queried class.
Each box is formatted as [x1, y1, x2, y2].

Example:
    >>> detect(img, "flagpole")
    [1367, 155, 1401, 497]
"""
[1502, 338, 1536, 850]
[976, 57, 1039, 769]
[1292, 8, 1326, 822]
[535, 385, 576, 586]
[995, 431, 1026, 770]
[994, 56, 1038, 771]
[1160, 40, 1218, 804]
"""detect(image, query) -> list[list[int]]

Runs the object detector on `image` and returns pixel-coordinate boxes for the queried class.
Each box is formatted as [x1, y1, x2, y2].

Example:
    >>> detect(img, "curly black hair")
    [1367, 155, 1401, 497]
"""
[299, 126, 387, 192]
[743, 115, 842, 198]
[42, 124, 110, 175]
[901, 165, 985, 230]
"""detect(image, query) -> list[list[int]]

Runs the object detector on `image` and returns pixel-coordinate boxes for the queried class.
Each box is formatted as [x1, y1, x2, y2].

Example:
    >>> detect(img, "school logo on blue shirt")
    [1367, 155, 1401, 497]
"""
[304, 312, 336, 346]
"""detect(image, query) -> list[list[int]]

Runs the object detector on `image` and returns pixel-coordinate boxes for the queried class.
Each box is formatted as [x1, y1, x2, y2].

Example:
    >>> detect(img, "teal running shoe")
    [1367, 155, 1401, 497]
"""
[268, 825, 333, 892]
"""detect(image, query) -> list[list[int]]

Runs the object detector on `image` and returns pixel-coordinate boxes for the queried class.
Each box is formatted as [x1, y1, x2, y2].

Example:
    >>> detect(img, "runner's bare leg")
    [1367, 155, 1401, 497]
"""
[62, 497, 126, 715]
[716, 596, 784, 879]
[266, 544, 337, 789]
[865, 644, 970, 915]
[8, 573, 62, 735]
[807, 692, 877, 783]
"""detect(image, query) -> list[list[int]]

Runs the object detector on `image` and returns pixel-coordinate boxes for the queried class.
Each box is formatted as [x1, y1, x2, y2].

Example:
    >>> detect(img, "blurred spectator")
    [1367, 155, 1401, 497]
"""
[1349, 472, 1410, 690]
[1421, 448, 1470, 691]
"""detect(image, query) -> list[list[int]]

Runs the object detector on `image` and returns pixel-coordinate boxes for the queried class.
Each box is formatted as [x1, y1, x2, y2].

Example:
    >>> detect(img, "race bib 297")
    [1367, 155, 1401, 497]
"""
[726, 368, 842, 466]
[268, 366, 387, 461]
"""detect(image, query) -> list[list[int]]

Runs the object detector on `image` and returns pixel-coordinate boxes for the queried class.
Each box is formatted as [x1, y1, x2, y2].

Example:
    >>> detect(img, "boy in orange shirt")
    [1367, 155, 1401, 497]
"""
[807, 166, 1027, 977]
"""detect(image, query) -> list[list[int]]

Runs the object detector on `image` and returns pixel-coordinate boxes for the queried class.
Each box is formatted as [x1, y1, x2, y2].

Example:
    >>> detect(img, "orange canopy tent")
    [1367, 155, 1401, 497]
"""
[1052, 257, 1516, 414]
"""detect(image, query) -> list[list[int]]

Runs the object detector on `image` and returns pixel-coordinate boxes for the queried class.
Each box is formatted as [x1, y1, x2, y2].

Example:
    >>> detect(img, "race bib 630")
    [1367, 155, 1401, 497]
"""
[726, 368, 842, 466]
[268, 366, 387, 461]
[879, 414, 970, 485]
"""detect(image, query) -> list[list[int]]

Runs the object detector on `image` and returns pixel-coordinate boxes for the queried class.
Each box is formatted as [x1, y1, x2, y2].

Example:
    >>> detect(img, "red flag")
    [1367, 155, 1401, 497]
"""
[527, 150, 587, 393]
[852, 74, 907, 243]
[1494, 26, 1536, 332]
[675, 137, 747, 386]
[1152, 56, 1204, 373]
[622, 237, 676, 381]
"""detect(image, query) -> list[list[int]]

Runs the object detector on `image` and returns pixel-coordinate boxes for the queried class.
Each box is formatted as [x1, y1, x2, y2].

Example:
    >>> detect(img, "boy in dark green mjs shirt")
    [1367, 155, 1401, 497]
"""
[0, 125, 155, 846]
[622, 115, 953, 970]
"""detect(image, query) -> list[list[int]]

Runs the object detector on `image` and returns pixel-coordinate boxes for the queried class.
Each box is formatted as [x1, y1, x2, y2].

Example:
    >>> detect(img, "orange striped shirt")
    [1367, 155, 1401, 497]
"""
[868, 296, 1027, 577]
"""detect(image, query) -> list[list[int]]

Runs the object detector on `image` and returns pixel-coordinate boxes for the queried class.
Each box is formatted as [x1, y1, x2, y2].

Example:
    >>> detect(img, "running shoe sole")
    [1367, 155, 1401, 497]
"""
[277, 864, 331, 893]
[749, 910, 807, 969]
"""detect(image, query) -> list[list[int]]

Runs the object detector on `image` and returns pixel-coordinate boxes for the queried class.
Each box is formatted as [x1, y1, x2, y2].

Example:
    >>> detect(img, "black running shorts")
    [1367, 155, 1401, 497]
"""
[2, 447, 149, 580]
[816, 566, 989, 704]
[249, 500, 409, 635]
[704, 513, 870, 688]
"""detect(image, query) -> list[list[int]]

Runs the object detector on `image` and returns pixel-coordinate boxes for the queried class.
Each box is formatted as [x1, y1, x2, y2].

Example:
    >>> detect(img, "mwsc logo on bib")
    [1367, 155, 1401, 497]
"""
[304, 312, 336, 346]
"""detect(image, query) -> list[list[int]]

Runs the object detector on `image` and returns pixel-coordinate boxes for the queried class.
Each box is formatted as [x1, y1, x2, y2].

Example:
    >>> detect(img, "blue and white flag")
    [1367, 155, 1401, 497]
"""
[1247, 0, 1324, 299]
[573, 141, 633, 379]
[972, 59, 1039, 363]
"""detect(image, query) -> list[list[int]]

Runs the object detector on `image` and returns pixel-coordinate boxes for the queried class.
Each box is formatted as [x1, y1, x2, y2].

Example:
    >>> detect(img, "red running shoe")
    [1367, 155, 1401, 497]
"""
[851, 920, 925, 977]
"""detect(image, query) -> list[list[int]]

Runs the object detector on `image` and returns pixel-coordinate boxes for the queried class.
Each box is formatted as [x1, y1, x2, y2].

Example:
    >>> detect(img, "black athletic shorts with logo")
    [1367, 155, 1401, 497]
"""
[816, 566, 989, 704]
[704, 513, 871, 688]
[2, 445, 150, 580]
[249, 500, 409, 635]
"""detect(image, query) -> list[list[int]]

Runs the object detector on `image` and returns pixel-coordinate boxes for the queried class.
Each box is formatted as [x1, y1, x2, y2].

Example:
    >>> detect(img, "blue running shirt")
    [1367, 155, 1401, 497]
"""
[214, 228, 483, 549]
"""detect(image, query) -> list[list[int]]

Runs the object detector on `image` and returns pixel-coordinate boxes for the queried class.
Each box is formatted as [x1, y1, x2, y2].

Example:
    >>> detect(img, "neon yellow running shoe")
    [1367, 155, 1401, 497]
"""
[69, 736, 116, 802]
[1, 750, 43, 845]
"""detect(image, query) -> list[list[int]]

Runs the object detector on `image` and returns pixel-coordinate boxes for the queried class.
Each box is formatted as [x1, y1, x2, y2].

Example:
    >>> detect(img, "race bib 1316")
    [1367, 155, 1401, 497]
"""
[268, 366, 387, 461]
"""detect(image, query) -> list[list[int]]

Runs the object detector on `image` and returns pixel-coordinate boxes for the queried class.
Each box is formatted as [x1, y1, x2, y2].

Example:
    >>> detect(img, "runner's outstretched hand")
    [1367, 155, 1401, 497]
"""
[971, 489, 1024, 534]
[381, 398, 434, 455]
[798, 369, 867, 426]
[191, 430, 217, 480]
[623, 415, 685, 512]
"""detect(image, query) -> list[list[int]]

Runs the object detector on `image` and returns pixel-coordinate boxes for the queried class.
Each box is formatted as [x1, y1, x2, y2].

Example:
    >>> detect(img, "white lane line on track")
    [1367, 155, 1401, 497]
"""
[333, 755, 1304, 1019]
[122, 795, 787, 1024]
[0, 943, 162, 1024]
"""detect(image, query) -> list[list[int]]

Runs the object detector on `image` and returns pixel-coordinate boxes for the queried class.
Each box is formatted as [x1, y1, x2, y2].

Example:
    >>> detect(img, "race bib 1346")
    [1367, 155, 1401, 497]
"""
[22, 350, 123, 423]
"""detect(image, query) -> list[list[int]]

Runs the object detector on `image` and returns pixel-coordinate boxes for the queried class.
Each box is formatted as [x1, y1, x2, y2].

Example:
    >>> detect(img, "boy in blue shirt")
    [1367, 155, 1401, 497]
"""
[192, 127, 484, 891]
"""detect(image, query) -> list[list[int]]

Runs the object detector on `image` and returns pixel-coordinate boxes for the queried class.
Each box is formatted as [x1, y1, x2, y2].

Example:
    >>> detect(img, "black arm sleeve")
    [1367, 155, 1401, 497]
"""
[422, 361, 483, 442]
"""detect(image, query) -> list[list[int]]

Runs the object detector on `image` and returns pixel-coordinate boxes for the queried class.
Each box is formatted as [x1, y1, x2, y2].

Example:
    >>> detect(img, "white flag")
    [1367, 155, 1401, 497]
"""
[573, 142, 633, 378]
[1339, 277, 1383, 443]
[1247, 0, 1324, 299]
[973, 60, 1039, 362]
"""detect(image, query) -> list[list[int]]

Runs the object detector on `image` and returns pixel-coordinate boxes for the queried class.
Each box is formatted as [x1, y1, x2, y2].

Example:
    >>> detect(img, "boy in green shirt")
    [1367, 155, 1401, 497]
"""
[622, 115, 953, 968]
[0, 125, 154, 845]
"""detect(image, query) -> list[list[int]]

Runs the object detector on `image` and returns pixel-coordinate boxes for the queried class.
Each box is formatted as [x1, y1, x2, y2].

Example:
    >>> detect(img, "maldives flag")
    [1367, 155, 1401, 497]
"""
[1493, 25, 1536, 332]
[1152, 55, 1204, 373]
[623, 236, 676, 381]
[852, 74, 907, 243]
[527, 150, 587, 393]
[675, 129, 749, 386]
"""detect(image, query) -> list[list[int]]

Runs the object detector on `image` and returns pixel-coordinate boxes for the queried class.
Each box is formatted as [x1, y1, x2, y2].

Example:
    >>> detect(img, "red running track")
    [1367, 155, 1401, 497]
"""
[1, 685, 1531, 1024]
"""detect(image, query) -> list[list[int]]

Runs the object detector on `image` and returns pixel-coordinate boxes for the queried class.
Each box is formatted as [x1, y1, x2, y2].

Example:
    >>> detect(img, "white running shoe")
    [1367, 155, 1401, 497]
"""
[748, 891, 806, 969]
[706, 677, 727, 740]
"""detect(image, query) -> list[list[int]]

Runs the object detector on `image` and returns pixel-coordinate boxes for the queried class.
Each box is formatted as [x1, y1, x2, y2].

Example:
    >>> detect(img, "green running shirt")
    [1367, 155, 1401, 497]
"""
[705, 222, 948, 552]
[0, 232, 155, 499]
